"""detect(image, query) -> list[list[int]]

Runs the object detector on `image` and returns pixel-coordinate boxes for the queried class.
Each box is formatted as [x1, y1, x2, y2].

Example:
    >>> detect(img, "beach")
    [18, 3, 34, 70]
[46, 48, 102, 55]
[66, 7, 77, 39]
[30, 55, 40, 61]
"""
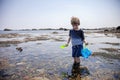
[0, 30, 120, 80]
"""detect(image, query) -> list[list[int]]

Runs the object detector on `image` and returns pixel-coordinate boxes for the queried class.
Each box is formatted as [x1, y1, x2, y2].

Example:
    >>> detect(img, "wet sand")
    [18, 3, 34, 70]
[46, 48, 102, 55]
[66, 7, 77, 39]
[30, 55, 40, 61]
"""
[0, 30, 120, 80]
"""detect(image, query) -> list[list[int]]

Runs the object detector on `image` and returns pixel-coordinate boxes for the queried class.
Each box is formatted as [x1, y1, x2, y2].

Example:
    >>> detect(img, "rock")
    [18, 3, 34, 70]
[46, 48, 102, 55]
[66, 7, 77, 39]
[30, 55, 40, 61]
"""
[9, 64, 16, 67]
[116, 26, 120, 32]
[0, 40, 21, 44]
[4, 28, 12, 31]
[104, 29, 109, 32]
[96, 61, 101, 64]
[0, 33, 22, 38]
[16, 62, 26, 66]
[23, 76, 30, 80]
[81, 76, 92, 80]
[52, 38, 65, 42]
[52, 32, 58, 34]
[36, 69, 45, 74]
[100, 48, 119, 52]
[36, 43, 42, 45]
[0, 58, 9, 69]
[0, 44, 11, 47]
[16, 47, 23, 52]
[24, 36, 49, 42]
[102, 42, 120, 46]
[58, 28, 68, 31]
[30, 77, 49, 80]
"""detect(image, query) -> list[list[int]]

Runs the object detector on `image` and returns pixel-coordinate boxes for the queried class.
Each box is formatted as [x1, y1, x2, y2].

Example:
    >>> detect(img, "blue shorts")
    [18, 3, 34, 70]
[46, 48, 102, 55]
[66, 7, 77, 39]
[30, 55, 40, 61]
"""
[72, 45, 83, 57]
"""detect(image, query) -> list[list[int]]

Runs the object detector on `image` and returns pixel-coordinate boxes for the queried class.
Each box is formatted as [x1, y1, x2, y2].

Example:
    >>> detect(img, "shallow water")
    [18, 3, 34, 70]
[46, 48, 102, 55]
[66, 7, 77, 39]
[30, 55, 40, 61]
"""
[0, 30, 120, 80]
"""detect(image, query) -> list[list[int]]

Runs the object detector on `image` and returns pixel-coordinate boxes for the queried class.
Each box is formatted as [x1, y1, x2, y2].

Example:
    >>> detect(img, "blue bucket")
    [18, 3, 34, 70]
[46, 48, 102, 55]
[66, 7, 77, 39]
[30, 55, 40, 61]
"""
[81, 47, 92, 58]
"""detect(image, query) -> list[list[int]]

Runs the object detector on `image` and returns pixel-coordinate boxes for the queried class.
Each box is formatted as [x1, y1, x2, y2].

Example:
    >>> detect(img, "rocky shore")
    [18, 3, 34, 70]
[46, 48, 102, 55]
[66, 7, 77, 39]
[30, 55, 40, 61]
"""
[0, 30, 120, 80]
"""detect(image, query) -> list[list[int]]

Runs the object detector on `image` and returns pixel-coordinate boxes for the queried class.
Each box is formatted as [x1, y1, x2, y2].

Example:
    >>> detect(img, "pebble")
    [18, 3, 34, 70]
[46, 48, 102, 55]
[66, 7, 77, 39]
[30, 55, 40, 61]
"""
[36, 69, 45, 74]
[16, 62, 26, 66]
[31, 77, 49, 80]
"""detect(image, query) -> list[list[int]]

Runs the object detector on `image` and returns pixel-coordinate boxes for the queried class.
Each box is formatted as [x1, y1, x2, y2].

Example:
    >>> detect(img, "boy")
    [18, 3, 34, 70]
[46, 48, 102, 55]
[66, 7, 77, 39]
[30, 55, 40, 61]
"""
[66, 17, 85, 69]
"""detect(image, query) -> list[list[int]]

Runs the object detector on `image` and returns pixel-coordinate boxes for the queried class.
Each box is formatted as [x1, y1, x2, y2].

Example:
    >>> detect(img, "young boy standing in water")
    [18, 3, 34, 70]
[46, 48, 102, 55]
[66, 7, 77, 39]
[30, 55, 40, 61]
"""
[66, 17, 85, 69]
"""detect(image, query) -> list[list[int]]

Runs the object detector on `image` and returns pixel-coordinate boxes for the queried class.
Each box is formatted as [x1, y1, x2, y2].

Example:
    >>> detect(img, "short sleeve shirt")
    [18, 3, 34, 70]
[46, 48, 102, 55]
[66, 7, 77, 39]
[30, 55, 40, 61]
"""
[69, 29, 84, 46]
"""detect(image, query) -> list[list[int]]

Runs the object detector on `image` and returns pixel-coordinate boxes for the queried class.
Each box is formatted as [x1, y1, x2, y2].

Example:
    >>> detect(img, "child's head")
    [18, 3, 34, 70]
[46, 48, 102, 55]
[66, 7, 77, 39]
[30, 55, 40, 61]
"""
[71, 16, 80, 30]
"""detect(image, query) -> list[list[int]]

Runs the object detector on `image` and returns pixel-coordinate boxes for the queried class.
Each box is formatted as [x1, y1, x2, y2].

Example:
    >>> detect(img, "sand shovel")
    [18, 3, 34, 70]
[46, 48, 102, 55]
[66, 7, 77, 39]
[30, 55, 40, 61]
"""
[60, 44, 68, 49]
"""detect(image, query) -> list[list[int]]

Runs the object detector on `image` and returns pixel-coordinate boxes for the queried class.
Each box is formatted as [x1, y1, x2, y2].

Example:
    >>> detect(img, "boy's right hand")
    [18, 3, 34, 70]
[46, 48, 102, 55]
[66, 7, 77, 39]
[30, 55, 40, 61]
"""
[65, 44, 69, 47]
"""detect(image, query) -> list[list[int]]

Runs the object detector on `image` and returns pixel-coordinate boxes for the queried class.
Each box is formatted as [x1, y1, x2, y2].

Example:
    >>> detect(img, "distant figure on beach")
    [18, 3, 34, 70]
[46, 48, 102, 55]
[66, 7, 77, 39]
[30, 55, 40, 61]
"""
[66, 17, 86, 78]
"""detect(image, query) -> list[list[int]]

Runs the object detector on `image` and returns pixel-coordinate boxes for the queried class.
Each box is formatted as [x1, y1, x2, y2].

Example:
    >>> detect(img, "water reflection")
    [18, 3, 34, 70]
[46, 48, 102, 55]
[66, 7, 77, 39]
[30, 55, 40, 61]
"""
[67, 63, 90, 80]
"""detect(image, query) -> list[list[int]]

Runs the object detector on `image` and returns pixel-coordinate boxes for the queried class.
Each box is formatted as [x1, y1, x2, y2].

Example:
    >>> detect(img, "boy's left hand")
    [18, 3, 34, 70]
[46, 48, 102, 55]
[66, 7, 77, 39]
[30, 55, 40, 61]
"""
[84, 41, 88, 45]
[85, 42, 88, 45]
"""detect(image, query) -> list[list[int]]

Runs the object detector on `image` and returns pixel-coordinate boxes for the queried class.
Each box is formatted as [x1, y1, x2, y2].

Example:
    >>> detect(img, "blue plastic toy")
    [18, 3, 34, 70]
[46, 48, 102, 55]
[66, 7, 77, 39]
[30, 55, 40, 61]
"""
[81, 45, 92, 58]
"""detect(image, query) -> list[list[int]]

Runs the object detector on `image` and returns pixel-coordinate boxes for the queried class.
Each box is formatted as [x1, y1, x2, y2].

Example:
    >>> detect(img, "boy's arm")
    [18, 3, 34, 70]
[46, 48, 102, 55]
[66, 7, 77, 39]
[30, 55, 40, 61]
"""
[81, 30, 88, 45]
[81, 30, 85, 41]
[82, 34, 88, 45]
[66, 30, 71, 46]
[67, 37, 71, 44]
[66, 37, 71, 46]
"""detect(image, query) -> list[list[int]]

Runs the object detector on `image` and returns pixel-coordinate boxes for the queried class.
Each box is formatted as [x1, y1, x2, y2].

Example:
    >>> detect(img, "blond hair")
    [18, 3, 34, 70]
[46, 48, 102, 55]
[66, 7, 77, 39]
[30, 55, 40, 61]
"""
[71, 16, 80, 25]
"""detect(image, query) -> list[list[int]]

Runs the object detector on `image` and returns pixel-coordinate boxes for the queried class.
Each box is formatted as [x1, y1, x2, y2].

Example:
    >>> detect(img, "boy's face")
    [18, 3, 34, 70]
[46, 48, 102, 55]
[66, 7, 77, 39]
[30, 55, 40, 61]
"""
[72, 23, 79, 30]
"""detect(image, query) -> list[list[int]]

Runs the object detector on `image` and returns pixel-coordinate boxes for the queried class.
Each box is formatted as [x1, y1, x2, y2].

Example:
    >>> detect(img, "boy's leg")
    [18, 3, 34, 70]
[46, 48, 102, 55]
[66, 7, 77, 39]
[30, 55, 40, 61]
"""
[73, 57, 79, 68]
[71, 57, 78, 78]
[73, 57, 79, 63]
[74, 57, 76, 63]
[73, 57, 77, 67]
[72, 57, 78, 69]
[76, 57, 80, 63]
[76, 57, 80, 68]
